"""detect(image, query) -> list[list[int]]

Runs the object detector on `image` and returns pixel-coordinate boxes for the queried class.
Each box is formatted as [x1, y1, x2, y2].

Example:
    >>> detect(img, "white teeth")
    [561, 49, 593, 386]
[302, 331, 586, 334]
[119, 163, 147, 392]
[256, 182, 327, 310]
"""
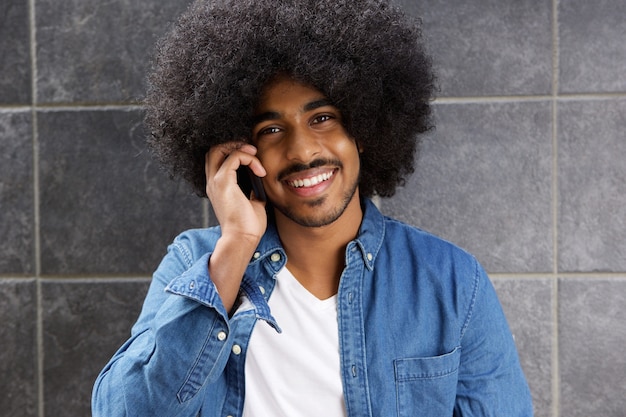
[289, 171, 334, 188]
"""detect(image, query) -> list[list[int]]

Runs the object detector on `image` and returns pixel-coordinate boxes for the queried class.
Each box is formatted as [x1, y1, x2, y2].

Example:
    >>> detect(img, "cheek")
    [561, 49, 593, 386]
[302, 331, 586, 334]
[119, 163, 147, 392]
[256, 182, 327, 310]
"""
[338, 141, 361, 169]
[256, 146, 277, 170]
[257, 150, 283, 185]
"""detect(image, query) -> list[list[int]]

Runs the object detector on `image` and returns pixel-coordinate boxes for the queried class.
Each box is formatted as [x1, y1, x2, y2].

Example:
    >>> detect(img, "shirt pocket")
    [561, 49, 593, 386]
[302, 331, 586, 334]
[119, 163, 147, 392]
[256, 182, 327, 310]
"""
[394, 347, 461, 417]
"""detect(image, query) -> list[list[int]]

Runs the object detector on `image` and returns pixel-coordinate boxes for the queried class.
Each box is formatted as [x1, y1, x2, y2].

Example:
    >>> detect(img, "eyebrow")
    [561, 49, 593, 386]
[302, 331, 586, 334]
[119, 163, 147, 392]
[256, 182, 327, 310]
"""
[251, 98, 334, 126]
[303, 99, 333, 112]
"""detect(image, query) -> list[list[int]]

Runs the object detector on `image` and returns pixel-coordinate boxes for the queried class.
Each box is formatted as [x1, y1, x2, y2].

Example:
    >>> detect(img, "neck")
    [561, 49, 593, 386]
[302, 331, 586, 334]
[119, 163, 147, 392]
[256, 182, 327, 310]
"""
[274, 196, 363, 299]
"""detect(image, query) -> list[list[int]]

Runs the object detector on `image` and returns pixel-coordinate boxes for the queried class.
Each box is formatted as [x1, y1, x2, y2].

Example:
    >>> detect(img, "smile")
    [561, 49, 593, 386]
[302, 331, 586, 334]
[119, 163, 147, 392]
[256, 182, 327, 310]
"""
[287, 170, 335, 188]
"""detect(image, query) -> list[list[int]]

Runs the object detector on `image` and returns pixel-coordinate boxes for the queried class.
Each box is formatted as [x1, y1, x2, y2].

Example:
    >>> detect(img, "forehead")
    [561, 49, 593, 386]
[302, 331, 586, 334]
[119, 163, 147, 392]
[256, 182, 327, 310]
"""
[255, 77, 328, 113]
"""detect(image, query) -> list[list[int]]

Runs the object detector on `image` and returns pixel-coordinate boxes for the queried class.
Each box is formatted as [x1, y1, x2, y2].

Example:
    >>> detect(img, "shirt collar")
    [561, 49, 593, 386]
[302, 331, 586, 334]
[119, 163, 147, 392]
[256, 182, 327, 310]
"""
[250, 197, 385, 271]
[354, 198, 385, 271]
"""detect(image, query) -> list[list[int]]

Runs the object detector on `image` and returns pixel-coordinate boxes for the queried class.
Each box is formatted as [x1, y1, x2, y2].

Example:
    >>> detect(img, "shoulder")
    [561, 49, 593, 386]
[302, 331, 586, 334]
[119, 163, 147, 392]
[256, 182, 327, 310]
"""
[378, 215, 488, 313]
[379, 217, 490, 332]
[166, 226, 223, 267]
[360, 198, 480, 276]
[382, 216, 478, 269]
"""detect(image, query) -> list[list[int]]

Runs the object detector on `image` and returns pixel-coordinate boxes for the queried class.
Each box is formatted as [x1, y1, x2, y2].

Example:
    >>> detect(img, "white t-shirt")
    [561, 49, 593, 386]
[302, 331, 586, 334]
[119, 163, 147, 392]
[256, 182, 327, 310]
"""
[242, 267, 347, 417]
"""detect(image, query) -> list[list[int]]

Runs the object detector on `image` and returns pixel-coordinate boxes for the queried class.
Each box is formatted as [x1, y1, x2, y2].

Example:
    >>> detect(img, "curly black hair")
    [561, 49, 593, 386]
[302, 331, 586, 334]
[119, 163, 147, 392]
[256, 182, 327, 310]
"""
[145, 0, 435, 198]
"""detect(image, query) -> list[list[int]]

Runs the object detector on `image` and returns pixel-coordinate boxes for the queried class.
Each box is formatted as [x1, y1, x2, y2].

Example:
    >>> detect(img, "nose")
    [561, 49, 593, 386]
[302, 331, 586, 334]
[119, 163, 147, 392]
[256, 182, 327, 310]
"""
[284, 126, 322, 163]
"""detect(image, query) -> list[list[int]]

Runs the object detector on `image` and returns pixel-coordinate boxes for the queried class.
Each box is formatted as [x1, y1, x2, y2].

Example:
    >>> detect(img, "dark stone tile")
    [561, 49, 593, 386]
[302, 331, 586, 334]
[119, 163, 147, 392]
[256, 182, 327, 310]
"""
[38, 109, 203, 275]
[0, 111, 34, 274]
[0, 279, 37, 417]
[395, 0, 552, 97]
[42, 279, 150, 417]
[0, 0, 31, 104]
[35, 0, 193, 104]
[559, 278, 626, 417]
[559, 0, 626, 93]
[492, 278, 553, 417]
[558, 99, 626, 272]
[381, 101, 553, 273]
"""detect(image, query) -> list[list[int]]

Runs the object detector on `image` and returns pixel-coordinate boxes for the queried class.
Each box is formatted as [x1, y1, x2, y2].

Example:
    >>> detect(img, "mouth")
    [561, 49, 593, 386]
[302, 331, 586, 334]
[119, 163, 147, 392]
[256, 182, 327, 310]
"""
[287, 169, 336, 188]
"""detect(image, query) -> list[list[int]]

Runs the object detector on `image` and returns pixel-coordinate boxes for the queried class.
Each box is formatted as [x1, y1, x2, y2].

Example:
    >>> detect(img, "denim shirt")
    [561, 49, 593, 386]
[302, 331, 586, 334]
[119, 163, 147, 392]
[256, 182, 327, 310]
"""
[92, 199, 533, 417]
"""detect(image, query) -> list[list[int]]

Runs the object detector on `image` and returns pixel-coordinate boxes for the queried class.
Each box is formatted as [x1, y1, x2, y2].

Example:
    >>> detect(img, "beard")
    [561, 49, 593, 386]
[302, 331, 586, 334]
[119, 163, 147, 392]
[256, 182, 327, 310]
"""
[271, 175, 359, 228]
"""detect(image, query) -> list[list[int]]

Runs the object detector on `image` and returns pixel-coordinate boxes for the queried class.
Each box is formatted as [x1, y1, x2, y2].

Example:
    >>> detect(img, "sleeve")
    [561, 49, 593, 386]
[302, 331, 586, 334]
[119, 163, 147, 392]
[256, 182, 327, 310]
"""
[453, 261, 534, 416]
[91, 234, 236, 417]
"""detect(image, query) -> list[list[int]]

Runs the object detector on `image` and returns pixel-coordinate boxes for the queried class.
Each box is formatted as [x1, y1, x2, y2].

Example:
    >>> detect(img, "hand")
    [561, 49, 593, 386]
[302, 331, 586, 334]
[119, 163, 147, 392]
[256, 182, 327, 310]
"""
[205, 141, 267, 245]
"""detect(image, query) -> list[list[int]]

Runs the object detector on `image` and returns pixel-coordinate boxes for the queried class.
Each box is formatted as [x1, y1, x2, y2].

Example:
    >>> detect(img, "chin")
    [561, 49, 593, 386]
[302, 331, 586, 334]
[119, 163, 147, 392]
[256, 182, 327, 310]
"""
[273, 183, 359, 228]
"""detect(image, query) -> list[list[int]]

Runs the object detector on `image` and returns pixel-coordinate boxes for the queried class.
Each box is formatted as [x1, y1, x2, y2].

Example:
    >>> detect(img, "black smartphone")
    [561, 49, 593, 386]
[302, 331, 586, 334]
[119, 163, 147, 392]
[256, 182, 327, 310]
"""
[236, 166, 266, 201]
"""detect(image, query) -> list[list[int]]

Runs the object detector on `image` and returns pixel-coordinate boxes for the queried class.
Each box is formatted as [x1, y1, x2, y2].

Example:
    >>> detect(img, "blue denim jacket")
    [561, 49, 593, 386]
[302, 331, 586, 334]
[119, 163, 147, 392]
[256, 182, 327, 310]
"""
[93, 199, 533, 416]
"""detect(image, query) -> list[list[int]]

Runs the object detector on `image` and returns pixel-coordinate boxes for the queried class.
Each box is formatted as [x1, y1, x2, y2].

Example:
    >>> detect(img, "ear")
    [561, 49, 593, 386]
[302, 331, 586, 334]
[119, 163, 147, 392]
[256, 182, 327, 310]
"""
[356, 139, 364, 153]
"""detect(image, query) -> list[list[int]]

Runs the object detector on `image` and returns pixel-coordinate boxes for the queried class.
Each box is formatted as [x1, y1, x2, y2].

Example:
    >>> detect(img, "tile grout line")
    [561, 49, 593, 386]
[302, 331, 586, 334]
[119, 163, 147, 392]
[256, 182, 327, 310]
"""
[0, 104, 146, 112]
[433, 92, 626, 105]
[2, 93, 625, 113]
[32, 103, 146, 111]
[551, 0, 560, 415]
[490, 272, 626, 280]
[28, 0, 38, 277]
[28, 0, 44, 415]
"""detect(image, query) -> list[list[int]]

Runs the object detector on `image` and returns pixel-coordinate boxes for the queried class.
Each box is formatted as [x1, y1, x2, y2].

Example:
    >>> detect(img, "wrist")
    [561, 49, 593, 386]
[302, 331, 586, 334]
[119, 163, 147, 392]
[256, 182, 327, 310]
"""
[217, 232, 260, 256]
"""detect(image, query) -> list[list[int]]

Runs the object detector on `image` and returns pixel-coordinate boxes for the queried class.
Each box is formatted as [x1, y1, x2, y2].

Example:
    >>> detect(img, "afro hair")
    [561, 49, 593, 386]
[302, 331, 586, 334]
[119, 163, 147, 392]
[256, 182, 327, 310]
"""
[145, 0, 436, 198]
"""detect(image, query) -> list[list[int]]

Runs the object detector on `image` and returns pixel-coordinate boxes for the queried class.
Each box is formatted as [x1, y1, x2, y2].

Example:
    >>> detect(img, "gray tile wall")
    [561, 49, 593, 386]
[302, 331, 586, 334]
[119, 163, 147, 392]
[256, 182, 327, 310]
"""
[0, 0, 624, 416]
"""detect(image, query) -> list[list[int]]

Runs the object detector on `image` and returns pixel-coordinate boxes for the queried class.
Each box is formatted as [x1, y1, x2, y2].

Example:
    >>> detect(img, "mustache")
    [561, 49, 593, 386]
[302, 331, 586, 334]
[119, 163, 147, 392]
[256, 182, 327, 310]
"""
[277, 158, 343, 181]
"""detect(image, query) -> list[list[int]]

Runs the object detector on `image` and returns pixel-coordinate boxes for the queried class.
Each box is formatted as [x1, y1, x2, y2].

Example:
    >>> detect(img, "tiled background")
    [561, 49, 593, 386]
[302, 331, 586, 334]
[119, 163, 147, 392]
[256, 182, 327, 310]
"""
[1, 0, 624, 416]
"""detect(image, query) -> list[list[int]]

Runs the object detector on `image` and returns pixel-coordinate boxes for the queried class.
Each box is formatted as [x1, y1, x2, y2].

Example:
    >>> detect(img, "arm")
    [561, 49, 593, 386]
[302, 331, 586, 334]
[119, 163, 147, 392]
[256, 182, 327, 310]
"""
[204, 142, 267, 311]
[92, 143, 267, 416]
[454, 263, 534, 416]
[92, 239, 234, 416]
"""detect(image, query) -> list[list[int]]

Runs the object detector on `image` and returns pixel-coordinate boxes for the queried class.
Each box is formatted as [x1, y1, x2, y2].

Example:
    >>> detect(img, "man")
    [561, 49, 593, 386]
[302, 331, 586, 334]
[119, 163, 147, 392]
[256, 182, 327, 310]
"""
[92, 0, 533, 416]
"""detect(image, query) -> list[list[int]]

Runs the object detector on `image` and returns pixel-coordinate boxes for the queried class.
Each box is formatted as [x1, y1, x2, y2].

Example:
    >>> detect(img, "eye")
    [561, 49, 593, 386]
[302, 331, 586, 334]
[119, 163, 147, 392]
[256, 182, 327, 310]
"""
[255, 126, 282, 139]
[311, 114, 334, 124]
[259, 126, 281, 135]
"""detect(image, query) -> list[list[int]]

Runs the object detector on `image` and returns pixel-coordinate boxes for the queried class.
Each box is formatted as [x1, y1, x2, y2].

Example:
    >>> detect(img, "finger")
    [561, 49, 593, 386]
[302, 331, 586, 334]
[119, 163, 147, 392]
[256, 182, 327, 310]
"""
[206, 144, 266, 180]
[233, 144, 266, 177]
[205, 149, 267, 201]
[205, 141, 248, 179]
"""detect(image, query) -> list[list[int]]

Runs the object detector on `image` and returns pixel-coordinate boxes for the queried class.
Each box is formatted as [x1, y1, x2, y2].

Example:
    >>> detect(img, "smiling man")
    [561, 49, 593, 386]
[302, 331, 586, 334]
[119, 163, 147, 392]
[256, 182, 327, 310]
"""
[92, 1, 533, 416]
[251, 78, 361, 229]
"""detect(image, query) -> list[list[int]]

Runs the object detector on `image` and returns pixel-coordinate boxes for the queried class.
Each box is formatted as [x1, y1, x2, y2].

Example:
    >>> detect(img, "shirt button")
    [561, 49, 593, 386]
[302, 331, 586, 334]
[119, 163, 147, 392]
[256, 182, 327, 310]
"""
[367, 253, 373, 261]
[232, 344, 242, 355]
[259, 286, 266, 295]
[253, 251, 261, 259]
[270, 252, 281, 262]
[217, 331, 227, 341]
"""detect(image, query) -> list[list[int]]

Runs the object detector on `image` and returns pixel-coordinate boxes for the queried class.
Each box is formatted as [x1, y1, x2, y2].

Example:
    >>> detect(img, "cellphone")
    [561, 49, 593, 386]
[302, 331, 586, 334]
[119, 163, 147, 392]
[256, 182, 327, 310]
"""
[236, 166, 266, 201]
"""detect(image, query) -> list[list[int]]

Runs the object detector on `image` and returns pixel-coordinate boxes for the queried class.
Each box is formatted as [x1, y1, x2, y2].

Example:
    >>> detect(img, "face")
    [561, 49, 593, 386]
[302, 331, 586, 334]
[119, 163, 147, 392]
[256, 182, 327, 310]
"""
[251, 78, 361, 228]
